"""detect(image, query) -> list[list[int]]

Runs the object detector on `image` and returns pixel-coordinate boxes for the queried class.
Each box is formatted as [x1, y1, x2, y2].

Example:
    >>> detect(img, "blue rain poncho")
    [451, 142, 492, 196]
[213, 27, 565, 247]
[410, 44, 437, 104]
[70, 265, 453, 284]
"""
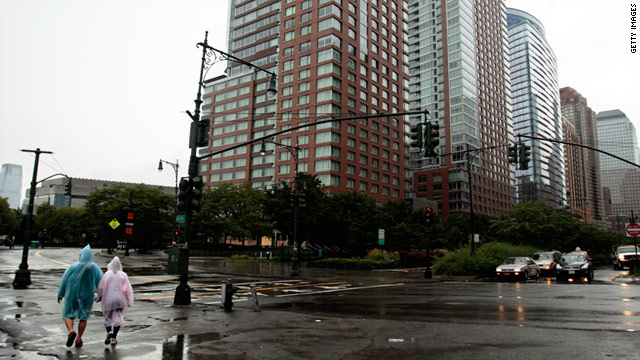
[57, 245, 104, 320]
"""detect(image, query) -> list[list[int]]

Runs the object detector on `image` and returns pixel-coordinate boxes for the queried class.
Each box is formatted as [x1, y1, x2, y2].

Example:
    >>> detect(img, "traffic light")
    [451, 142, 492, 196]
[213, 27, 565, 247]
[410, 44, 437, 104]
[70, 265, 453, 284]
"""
[519, 144, 531, 170]
[508, 144, 518, 164]
[424, 122, 440, 157]
[426, 207, 434, 222]
[191, 176, 204, 212]
[64, 179, 72, 196]
[177, 178, 190, 212]
[410, 123, 423, 150]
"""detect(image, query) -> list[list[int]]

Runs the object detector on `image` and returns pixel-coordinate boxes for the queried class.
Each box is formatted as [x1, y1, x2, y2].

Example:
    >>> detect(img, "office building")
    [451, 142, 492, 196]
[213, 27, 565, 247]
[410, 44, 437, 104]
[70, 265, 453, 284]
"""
[559, 87, 604, 227]
[0, 164, 22, 209]
[198, 0, 413, 203]
[562, 116, 588, 220]
[506, 8, 564, 208]
[409, 0, 514, 219]
[596, 109, 640, 223]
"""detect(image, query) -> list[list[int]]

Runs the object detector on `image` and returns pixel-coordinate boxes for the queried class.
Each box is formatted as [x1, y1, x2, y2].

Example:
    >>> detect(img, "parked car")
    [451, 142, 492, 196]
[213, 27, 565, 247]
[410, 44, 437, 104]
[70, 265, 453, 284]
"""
[496, 257, 540, 281]
[531, 250, 562, 277]
[556, 252, 593, 283]
[612, 245, 640, 270]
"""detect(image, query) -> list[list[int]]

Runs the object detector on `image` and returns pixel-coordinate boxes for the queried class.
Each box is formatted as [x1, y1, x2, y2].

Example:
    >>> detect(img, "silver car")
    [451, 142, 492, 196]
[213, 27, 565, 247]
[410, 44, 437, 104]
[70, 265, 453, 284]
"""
[496, 257, 540, 281]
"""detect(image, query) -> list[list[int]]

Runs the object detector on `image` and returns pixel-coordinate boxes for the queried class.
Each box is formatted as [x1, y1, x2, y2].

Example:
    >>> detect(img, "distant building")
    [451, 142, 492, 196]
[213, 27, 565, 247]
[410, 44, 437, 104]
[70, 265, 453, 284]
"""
[23, 177, 175, 214]
[560, 87, 604, 227]
[596, 109, 640, 225]
[562, 116, 588, 220]
[507, 8, 565, 208]
[0, 164, 22, 209]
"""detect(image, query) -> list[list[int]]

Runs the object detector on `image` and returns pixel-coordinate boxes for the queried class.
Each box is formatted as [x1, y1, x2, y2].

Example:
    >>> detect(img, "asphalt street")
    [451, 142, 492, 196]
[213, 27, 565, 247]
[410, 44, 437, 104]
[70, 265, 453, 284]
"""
[0, 247, 638, 360]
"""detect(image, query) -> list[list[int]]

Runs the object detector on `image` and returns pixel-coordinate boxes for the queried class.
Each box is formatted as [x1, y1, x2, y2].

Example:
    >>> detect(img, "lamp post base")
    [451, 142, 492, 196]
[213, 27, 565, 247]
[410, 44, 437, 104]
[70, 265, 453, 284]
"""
[13, 269, 31, 289]
[174, 273, 191, 305]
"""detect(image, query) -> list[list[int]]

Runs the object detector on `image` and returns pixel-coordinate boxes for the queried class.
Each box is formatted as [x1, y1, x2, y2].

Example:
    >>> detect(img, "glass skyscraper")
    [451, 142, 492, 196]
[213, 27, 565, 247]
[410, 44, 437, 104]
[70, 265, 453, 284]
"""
[0, 163, 22, 209]
[596, 109, 640, 219]
[507, 8, 565, 208]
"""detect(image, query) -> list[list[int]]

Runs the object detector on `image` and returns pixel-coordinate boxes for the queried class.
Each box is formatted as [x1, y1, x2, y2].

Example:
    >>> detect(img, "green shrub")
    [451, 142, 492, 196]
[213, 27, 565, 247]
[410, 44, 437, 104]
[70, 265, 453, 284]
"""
[432, 242, 538, 277]
[365, 248, 400, 263]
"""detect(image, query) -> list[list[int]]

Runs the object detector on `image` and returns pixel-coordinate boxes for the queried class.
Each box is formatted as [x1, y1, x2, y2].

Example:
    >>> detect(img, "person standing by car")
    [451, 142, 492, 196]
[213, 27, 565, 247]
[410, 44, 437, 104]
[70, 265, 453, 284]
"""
[57, 245, 104, 348]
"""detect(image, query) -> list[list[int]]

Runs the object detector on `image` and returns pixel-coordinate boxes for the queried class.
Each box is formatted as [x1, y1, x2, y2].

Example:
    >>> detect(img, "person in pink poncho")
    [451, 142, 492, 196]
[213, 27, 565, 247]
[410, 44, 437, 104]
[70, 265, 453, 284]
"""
[95, 256, 133, 345]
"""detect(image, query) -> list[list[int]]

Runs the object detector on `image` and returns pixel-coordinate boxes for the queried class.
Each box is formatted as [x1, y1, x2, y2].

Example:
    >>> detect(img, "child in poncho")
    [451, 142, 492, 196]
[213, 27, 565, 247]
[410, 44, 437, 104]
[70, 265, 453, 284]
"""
[95, 256, 133, 345]
[57, 244, 104, 348]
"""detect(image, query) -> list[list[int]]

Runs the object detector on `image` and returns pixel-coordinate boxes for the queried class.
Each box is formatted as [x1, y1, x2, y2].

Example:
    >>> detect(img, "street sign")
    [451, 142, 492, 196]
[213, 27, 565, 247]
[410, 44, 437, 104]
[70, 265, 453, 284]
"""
[626, 223, 640, 237]
[127, 212, 134, 220]
[109, 219, 120, 230]
[125, 228, 132, 235]
[378, 229, 385, 246]
[176, 215, 186, 223]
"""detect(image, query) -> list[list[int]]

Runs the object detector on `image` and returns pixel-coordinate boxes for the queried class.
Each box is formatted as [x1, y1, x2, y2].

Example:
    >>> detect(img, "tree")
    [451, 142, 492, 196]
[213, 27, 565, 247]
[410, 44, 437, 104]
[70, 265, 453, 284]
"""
[0, 197, 19, 237]
[379, 200, 427, 251]
[194, 182, 271, 247]
[84, 185, 173, 251]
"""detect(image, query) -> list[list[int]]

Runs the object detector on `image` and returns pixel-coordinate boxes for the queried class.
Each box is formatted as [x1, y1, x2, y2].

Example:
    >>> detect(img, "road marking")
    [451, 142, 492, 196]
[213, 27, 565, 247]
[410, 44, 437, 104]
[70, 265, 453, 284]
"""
[34, 251, 70, 266]
[134, 281, 348, 301]
[275, 282, 403, 297]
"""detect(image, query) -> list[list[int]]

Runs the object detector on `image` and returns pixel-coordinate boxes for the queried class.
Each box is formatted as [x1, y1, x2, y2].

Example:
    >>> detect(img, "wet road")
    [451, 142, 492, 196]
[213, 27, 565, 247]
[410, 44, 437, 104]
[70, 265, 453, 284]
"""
[0, 247, 638, 359]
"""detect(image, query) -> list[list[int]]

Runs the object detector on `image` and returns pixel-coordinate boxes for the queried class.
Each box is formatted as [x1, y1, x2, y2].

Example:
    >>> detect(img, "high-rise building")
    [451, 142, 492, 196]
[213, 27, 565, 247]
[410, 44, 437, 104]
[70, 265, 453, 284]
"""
[409, 0, 513, 219]
[596, 109, 640, 222]
[562, 116, 588, 220]
[200, 0, 413, 202]
[0, 164, 22, 209]
[506, 8, 564, 208]
[559, 87, 604, 227]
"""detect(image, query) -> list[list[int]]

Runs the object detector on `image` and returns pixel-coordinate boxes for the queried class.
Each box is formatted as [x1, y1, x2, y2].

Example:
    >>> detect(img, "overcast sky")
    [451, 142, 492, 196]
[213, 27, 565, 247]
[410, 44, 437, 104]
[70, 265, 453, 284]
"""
[1, 0, 639, 204]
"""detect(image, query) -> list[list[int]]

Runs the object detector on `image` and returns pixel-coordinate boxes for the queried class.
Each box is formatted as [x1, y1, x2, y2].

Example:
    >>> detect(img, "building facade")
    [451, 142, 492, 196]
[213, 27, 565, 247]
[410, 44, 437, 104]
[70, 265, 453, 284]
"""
[409, 0, 513, 219]
[562, 115, 588, 220]
[24, 177, 175, 213]
[199, 0, 413, 203]
[506, 8, 564, 208]
[559, 86, 604, 227]
[596, 109, 640, 224]
[0, 164, 22, 209]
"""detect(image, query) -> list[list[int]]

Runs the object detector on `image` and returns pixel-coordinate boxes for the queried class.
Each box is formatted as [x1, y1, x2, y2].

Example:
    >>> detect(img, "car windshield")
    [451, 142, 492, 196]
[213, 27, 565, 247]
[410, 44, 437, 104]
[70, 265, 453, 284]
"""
[618, 246, 640, 253]
[561, 254, 585, 262]
[502, 257, 525, 265]
[532, 253, 551, 260]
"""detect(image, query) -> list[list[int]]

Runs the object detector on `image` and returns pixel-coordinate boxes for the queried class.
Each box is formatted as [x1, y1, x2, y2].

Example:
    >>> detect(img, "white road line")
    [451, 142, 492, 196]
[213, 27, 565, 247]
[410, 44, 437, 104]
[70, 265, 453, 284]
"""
[275, 283, 404, 298]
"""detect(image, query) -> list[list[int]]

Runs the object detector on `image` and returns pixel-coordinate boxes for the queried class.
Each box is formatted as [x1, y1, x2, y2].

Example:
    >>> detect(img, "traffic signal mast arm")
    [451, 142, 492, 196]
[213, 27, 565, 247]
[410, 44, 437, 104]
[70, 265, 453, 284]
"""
[518, 134, 640, 169]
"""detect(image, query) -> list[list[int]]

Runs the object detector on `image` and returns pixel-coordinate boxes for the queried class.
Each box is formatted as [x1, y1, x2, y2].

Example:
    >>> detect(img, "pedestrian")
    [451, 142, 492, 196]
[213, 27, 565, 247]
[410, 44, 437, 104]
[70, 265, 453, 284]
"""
[57, 244, 104, 348]
[95, 256, 133, 346]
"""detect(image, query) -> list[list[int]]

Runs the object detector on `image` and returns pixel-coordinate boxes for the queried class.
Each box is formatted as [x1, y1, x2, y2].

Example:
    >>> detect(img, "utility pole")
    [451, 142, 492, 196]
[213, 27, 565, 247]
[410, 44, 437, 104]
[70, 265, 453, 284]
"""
[13, 148, 53, 289]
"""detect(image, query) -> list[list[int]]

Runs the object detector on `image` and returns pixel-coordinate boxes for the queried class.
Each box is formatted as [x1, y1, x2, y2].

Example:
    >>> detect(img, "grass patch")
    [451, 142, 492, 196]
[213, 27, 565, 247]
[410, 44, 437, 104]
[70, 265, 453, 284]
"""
[225, 254, 273, 263]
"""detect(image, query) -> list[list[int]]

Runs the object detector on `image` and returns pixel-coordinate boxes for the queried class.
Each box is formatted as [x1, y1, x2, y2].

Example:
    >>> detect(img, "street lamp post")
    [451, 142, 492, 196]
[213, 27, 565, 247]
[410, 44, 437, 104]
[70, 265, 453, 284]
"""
[158, 159, 179, 244]
[13, 148, 53, 289]
[260, 140, 300, 276]
[173, 31, 278, 306]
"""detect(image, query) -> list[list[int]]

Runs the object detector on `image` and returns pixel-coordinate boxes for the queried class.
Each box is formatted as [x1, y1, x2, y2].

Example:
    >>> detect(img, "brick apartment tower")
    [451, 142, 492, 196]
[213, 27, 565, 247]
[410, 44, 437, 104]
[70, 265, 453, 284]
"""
[559, 87, 604, 227]
[409, 0, 514, 219]
[200, 0, 412, 202]
[562, 116, 588, 221]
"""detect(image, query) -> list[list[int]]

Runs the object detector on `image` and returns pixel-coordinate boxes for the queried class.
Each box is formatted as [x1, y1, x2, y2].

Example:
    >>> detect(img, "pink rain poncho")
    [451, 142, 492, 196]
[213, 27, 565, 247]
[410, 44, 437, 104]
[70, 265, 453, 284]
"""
[57, 245, 103, 320]
[96, 256, 133, 327]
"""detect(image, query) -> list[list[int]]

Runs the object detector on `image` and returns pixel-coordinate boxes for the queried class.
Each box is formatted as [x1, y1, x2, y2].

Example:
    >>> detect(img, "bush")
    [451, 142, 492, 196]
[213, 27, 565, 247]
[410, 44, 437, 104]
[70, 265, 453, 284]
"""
[365, 248, 399, 263]
[432, 242, 538, 277]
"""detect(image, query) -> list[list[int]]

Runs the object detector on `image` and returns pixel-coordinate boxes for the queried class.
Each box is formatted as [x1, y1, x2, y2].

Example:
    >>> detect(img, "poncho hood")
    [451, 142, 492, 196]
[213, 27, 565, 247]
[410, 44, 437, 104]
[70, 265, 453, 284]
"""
[107, 256, 122, 273]
[79, 244, 93, 262]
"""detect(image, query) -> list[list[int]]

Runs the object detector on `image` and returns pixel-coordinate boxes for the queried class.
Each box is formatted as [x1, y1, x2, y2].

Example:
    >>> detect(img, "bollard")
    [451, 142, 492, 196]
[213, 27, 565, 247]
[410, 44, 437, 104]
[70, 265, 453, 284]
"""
[223, 280, 237, 312]
[250, 284, 260, 312]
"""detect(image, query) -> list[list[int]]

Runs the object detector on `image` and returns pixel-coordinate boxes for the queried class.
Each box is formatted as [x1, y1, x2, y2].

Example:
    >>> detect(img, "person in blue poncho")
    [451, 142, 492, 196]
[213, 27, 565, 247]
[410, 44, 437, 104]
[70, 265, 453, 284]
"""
[57, 245, 103, 348]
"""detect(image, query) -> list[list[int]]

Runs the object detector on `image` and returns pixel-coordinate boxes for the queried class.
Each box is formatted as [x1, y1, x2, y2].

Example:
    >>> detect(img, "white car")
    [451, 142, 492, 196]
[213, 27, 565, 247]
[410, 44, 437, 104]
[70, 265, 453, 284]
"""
[496, 257, 540, 281]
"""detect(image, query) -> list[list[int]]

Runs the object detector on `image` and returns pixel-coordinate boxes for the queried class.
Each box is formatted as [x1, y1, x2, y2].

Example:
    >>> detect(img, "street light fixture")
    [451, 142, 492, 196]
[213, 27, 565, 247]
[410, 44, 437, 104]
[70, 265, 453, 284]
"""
[158, 159, 179, 244]
[173, 31, 279, 306]
[260, 140, 301, 276]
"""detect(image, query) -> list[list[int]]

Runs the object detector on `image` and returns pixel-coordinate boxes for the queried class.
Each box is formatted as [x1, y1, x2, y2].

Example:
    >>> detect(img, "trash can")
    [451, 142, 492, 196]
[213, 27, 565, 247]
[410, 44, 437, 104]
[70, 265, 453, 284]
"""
[168, 246, 180, 275]
[30, 241, 39, 249]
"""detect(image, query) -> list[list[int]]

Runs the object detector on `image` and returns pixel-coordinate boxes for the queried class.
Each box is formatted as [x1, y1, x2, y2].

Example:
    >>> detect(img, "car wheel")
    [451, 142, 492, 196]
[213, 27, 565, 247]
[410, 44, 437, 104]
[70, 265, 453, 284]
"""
[523, 270, 529, 281]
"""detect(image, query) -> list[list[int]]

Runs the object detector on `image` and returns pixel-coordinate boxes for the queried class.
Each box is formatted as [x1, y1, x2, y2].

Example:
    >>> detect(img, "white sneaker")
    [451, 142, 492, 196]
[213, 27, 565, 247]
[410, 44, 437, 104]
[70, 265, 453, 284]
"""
[110, 337, 117, 345]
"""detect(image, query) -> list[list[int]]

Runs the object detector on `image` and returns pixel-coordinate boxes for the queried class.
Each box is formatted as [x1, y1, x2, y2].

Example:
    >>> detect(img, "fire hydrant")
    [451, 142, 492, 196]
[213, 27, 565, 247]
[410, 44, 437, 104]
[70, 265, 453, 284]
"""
[223, 280, 237, 312]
